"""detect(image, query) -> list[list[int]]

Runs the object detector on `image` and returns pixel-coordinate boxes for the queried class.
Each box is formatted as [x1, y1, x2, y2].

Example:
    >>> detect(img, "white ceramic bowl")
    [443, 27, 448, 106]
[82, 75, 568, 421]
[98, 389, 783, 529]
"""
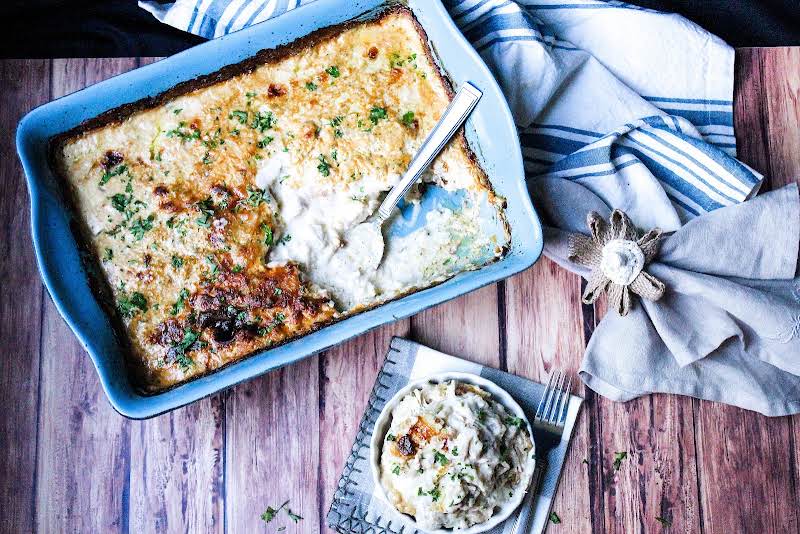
[370, 372, 537, 534]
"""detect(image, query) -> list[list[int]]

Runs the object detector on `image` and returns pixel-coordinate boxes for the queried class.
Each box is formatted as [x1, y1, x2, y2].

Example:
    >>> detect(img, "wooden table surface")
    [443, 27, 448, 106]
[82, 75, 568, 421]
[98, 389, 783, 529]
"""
[1, 48, 800, 534]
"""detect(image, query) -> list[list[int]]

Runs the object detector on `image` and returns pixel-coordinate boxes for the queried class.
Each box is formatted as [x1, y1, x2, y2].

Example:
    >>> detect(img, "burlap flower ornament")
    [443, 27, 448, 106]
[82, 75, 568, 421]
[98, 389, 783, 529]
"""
[568, 210, 665, 316]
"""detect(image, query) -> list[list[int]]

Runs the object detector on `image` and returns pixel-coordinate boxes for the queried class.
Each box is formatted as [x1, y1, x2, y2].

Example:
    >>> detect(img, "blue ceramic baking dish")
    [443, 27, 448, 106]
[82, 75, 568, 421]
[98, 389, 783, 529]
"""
[16, 0, 542, 418]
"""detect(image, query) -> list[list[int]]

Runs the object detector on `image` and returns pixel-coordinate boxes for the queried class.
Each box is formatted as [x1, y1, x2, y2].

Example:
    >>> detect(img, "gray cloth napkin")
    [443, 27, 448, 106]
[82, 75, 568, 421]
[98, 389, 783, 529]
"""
[532, 177, 800, 416]
[326, 337, 583, 534]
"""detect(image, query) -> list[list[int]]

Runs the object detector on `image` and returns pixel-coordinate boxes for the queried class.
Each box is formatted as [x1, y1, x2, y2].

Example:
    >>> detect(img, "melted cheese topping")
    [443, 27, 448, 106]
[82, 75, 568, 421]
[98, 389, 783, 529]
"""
[54, 9, 506, 392]
[379, 381, 534, 530]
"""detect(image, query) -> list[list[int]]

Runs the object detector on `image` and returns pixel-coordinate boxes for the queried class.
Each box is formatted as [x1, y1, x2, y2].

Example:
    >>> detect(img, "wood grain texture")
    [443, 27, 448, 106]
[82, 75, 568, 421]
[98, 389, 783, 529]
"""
[0, 59, 49, 534]
[503, 258, 596, 533]
[2, 48, 800, 533]
[687, 46, 800, 534]
[410, 285, 501, 367]
[33, 58, 139, 534]
[224, 359, 320, 533]
[318, 321, 410, 534]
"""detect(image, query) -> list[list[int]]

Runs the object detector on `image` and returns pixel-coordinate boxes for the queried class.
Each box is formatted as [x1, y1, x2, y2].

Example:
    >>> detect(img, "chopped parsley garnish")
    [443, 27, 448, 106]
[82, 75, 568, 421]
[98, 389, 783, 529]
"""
[369, 106, 388, 125]
[103, 248, 113, 262]
[232, 264, 244, 273]
[170, 288, 190, 316]
[257, 136, 274, 148]
[173, 108, 182, 114]
[317, 154, 331, 176]
[246, 186, 267, 207]
[451, 446, 458, 456]
[477, 410, 487, 423]
[549, 512, 561, 524]
[330, 149, 338, 161]
[230, 128, 240, 136]
[305, 81, 317, 91]
[246, 91, 257, 98]
[434, 450, 449, 466]
[110, 193, 130, 212]
[325, 65, 340, 78]
[505, 415, 523, 427]
[201, 128, 223, 149]
[165, 122, 201, 142]
[655, 516, 671, 527]
[118, 291, 148, 318]
[612, 451, 628, 471]
[205, 255, 219, 280]
[229, 110, 248, 124]
[171, 329, 200, 371]
[385, 434, 396, 441]
[273, 287, 282, 296]
[391, 464, 401, 475]
[195, 197, 215, 227]
[201, 152, 213, 165]
[129, 214, 155, 241]
[389, 52, 405, 68]
[401, 111, 416, 126]
[330, 115, 344, 127]
[99, 164, 127, 186]
[251, 110, 275, 132]
[260, 222, 274, 246]
[171, 255, 184, 269]
[418, 485, 441, 502]
[278, 234, 292, 245]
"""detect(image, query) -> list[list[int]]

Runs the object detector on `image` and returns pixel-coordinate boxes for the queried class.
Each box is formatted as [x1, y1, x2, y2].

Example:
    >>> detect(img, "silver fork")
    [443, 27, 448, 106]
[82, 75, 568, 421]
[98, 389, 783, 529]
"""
[511, 369, 572, 534]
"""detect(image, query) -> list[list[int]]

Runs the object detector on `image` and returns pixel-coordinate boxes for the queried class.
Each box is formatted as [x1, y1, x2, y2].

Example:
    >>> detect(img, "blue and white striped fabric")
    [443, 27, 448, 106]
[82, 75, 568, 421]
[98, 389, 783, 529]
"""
[139, 0, 762, 231]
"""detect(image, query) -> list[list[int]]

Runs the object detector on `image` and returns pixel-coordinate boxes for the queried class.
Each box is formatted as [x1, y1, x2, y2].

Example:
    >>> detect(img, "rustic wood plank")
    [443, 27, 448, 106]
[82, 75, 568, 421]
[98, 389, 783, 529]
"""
[126, 56, 226, 534]
[503, 258, 596, 532]
[225, 358, 320, 533]
[0, 59, 50, 534]
[410, 285, 501, 366]
[318, 321, 411, 533]
[754, 47, 800, 529]
[590, 296, 702, 534]
[34, 58, 137, 534]
[687, 47, 800, 534]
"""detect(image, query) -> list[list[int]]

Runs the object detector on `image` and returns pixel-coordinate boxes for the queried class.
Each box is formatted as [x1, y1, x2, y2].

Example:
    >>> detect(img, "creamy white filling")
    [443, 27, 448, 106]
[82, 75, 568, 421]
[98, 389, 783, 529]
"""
[259, 152, 492, 311]
[379, 381, 533, 531]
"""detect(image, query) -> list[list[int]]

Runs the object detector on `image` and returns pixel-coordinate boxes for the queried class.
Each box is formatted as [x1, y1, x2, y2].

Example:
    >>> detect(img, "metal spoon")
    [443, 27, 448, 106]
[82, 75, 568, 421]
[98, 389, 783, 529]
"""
[334, 82, 483, 272]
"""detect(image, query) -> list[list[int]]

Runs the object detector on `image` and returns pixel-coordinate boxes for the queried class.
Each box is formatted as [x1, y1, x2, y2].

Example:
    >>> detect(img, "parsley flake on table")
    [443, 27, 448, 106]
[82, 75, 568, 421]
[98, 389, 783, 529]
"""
[286, 509, 303, 523]
[612, 451, 628, 471]
[549, 511, 561, 524]
[655, 516, 671, 527]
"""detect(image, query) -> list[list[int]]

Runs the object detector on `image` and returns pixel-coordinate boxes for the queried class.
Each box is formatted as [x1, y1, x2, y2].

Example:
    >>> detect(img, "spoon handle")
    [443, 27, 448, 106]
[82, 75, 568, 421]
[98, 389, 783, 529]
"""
[375, 82, 482, 222]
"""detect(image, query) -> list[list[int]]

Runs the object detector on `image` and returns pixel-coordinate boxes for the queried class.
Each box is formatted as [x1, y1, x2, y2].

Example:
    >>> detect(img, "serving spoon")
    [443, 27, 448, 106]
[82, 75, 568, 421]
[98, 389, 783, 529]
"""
[334, 82, 483, 271]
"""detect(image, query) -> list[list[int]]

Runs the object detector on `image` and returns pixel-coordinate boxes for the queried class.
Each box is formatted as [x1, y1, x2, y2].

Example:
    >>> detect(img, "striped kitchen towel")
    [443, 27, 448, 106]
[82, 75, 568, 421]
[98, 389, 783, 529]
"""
[139, 0, 762, 232]
[325, 337, 583, 534]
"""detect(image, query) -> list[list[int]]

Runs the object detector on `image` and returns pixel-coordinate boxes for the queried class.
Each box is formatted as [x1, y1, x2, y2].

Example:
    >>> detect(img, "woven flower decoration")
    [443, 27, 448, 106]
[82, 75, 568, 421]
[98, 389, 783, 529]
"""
[568, 210, 665, 316]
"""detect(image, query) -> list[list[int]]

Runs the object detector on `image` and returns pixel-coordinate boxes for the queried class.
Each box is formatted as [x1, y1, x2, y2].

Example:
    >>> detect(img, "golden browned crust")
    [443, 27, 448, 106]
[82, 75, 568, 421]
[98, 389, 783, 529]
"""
[47, 3, 505, 394]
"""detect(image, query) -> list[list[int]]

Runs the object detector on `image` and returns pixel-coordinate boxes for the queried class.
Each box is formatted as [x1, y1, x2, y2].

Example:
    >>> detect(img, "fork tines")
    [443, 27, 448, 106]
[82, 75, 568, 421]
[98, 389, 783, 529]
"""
[534, 369, 571, 427]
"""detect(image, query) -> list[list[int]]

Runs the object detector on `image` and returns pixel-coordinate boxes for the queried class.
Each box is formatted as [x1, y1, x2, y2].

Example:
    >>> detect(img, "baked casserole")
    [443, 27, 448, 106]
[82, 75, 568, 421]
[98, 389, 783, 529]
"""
[50, 5, 509, 392]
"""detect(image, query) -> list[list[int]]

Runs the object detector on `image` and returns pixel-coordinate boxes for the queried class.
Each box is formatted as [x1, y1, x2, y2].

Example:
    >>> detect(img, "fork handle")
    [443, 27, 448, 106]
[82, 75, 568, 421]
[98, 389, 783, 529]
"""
[512, 458, 548, 534]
